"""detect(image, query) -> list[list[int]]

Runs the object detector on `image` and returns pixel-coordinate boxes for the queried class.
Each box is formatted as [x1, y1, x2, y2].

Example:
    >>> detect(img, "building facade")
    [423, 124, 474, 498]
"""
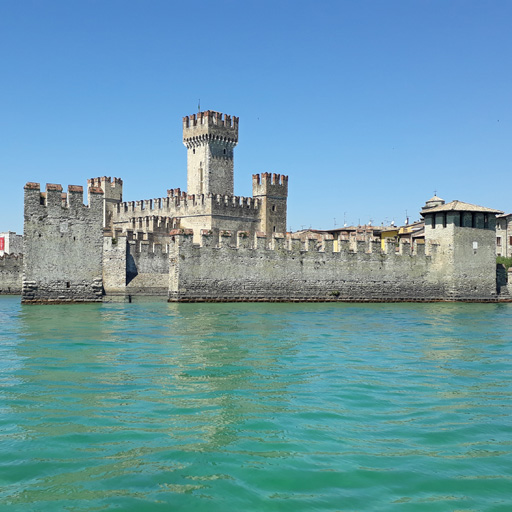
[0, 231, 23, 294]
[0, 231, 23, 256]
[496, 213, 512, 258]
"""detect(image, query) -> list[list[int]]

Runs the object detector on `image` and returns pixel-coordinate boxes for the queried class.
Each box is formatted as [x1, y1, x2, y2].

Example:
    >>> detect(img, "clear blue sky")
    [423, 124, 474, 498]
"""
[1, 0, 511, 234]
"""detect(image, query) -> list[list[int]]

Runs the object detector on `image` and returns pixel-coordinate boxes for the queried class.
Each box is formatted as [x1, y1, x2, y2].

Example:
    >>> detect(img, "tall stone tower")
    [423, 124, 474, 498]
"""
[183, 111, 239, 196]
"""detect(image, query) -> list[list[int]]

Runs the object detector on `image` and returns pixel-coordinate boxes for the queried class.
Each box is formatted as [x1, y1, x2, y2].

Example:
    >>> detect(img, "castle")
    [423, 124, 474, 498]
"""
[19, 110, 511, 303]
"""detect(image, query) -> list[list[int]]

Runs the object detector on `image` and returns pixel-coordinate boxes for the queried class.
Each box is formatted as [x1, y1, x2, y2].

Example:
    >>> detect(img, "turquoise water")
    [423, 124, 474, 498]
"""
[0, 296, 511, 511]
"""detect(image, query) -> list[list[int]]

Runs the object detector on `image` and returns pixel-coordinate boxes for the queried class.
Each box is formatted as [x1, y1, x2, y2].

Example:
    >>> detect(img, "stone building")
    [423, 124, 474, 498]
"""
[19, 109, 511, 303]
[496, 213, 512, 257]
[0, 231, 23, 256]
[0, 231, 23, 294]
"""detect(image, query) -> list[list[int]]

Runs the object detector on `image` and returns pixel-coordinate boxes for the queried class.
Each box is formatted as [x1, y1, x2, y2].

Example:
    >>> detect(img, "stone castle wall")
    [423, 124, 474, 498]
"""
[167, 230, 466, 302]
[113, 189, 263, 239]
[22, 183, 104, 303]
[103, 234, 169, 296]
[126, 239, 169, 296]
[0, 254, 23, 294]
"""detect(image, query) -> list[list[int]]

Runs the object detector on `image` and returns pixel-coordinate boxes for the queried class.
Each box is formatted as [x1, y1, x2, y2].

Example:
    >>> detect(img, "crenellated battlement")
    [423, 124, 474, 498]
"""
[252, 173, 288, 198]
[252, 173, 288, 187]
[183, 111, 239, 130]
[115, 192, 260, 219]
[87, 176, 123, 188]
[169, 228, 427, 257]
[128, 239, 169, 255]
[24, 182, 103, 211]
[167, 188, 186, 198]
[183, 110, 239, 151]
[123, 215, 178, 234]
[87, 176, 123, 203]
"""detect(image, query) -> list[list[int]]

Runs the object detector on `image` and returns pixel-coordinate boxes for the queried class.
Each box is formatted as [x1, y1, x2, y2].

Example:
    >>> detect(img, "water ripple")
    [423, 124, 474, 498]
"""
[0, 298, 511, 511]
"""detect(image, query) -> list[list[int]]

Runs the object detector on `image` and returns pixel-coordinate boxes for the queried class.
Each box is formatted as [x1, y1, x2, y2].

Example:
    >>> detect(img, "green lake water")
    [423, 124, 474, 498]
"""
[0, 296, 511, 511]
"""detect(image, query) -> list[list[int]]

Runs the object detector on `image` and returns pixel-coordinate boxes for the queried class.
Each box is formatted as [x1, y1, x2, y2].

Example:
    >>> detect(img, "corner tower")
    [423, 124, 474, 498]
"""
[183, 111, 239, 196]
[422, 199, 503, 298]
[87, 176, 123, 230]
[253, 173, 288, 234]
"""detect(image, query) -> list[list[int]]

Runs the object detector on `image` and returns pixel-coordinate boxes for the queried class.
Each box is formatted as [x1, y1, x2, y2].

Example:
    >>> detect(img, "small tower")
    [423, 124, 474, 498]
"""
[87, 176, 123, 230]
[422, 199, 503, 298]
[183, 111, 239, 196]
[253, 173, 289, 235]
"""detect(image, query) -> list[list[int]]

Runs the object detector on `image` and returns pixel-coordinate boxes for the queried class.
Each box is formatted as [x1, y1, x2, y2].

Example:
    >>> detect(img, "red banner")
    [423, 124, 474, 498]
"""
[0, 237, 4, 251]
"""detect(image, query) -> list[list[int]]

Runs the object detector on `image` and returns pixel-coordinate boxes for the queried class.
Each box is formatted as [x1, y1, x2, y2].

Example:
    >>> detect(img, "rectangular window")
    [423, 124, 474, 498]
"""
[431, 214, 436, 229]
[459, 212, 464, 227]
[471, 212, 476, 228]
[442, 213, 447, 228]
[484, 214, 489, 229]
[509, 236, 512, 246]
[497, 237, 502, 246]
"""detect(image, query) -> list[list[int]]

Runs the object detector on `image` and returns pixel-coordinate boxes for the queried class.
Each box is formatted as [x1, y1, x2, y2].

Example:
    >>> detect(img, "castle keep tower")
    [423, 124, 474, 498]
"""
[183, 111, 239, 196]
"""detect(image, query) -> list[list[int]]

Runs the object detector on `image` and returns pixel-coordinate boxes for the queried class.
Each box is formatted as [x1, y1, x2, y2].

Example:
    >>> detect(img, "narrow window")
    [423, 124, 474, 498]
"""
[509, 236, 512, 246]
[223, 148, 226, 155]
[272, 205, 276, 212]
[484, 214, 489, 229]
[193, 148, 196, 154]
[66, 282, 70, 288]
[273, 226, 276, 232]
[442, 213, 447, 228]
[471, 212, 476, 228]
[459, 212, 463, 227]
[431, 214, 436, 229]
[497, 237, 502, 246]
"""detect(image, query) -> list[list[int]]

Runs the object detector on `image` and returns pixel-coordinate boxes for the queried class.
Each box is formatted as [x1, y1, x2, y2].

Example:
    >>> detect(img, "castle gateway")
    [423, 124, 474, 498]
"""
[21, 111, 509, 303]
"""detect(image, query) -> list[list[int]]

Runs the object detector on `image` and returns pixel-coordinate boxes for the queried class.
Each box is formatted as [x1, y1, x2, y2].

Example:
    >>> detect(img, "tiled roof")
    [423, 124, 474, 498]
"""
[423, 200, 503, 214]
